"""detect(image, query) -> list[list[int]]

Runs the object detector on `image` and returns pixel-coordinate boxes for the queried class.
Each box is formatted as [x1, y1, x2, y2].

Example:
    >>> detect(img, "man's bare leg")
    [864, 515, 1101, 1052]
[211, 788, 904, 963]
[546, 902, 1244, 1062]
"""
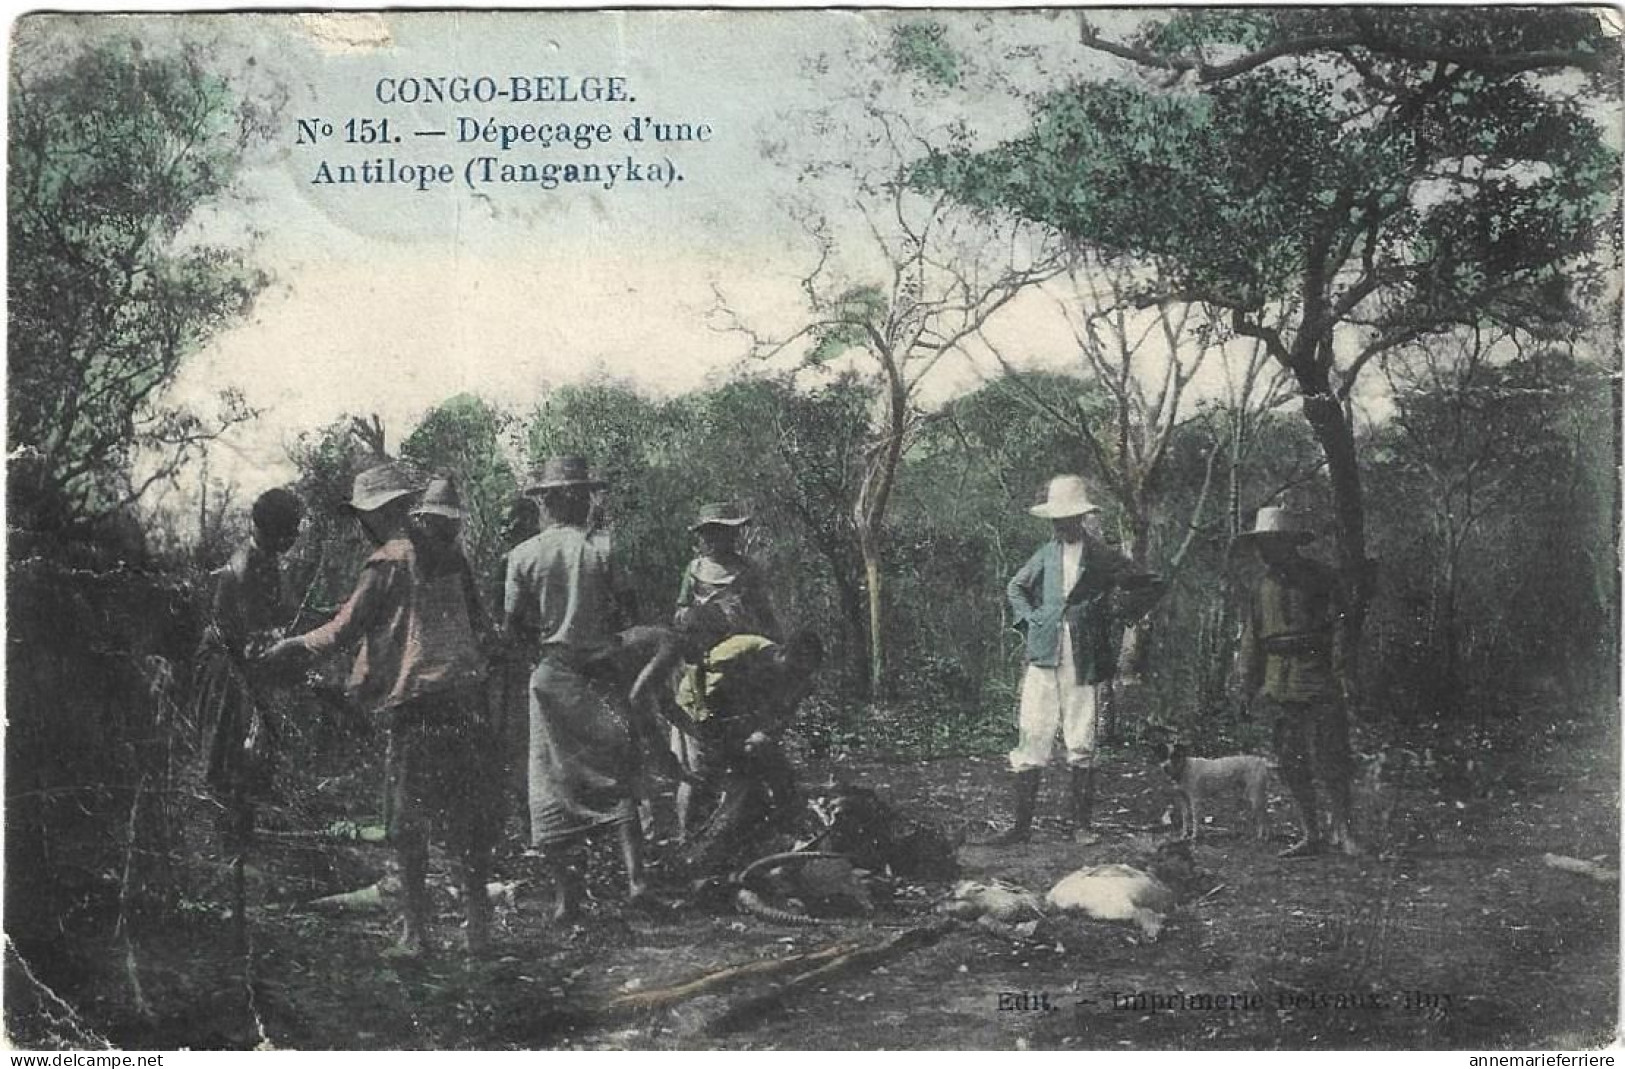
[618, 819, 650, 905]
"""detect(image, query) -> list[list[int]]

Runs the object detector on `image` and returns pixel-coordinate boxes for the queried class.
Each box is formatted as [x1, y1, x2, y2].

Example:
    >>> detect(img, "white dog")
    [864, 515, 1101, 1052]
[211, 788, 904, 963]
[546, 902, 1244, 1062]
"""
[1153, 742, 1271, 842]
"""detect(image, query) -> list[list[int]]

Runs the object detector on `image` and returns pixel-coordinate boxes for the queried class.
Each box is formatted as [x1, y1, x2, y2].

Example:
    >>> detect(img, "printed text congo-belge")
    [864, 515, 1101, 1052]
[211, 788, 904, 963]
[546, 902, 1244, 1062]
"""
[374, 75, 632, 105]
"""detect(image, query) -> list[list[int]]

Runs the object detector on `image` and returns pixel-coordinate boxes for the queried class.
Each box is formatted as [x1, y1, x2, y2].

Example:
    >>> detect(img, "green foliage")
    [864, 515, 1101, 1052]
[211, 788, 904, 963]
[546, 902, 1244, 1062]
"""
[286, 419, 375, 615]
[1134, 9, 1619, 85]
[1365, 343, 1619, 727]
[8, 39, 274, 531]
[519, 374, 881, 683]
[524, 382, 697, 621]
[693, 375, 876, 687]
[806, 285, 888, 365]
[400, 393, 519, 592]
[888, 22, 960, 88]
[928, 371, 1109, 505]
[921, 9, 1619, 346]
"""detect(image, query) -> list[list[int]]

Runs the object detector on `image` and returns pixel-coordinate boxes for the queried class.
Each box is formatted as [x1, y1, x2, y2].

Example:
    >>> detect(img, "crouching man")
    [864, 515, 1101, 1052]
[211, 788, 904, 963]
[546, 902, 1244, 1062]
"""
[620, 624, 822, 872]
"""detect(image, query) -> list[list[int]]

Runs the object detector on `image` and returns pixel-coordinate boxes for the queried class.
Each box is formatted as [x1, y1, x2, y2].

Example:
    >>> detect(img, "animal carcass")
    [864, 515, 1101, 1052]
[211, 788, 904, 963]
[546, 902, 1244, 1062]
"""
[944, 878, 1045, 923]
[1046, 863, 1177, 940]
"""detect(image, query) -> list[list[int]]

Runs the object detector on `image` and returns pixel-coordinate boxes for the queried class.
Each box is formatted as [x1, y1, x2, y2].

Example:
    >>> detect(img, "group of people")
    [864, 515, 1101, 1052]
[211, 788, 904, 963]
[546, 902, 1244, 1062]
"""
[203, 455, 819, 956]
[988, 474, 1363, 859]
[201, 458, 1362, 957]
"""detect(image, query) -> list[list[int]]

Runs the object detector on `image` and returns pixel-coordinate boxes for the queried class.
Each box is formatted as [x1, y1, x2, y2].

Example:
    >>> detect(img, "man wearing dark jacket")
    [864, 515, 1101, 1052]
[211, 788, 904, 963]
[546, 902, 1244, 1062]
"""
[990, 475, 1161, 845]
[1236, 505, 1363, 858]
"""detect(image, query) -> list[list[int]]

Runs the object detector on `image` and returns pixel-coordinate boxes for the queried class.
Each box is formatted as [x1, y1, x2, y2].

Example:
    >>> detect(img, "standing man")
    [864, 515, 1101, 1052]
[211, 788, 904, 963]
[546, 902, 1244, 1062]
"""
[991, 475, 1161, 846]
[264, 461, 496, 956]
[192, 487, 304, 947]
[504, 456, 647, 921]
[492, 497, 542, 844]
[670, 501, 780, 841]
[197, 487, 306, 799]
[1235, 505, 1362, 858]
[674, 502, 779, 645]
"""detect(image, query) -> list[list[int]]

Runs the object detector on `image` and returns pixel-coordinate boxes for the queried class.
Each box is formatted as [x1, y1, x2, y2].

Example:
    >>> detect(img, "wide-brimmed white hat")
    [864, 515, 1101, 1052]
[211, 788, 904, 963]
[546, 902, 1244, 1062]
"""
[1233, 505, 1315, 544]
[1029, 475, 1100, 519]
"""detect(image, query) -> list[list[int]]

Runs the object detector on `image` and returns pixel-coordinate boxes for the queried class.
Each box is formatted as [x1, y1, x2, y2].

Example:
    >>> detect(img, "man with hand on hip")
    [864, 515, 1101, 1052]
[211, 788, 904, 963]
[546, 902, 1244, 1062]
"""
[990, 475, 1161, 846]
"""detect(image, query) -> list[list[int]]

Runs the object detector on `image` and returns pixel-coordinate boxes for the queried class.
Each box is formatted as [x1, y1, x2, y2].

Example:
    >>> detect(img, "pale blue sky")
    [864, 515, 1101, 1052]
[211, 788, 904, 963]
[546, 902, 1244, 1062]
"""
[16, 9, 1146, 503]
[17, 9, 1611, 520]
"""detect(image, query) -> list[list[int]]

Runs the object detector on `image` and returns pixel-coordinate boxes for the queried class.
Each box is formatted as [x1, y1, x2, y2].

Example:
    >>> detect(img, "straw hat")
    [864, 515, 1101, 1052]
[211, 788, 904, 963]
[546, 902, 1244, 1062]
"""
[1233, 505, 1315, 544]
[348, 461, 423, 512]
[690, 501, 752, 531]
[1029, 475, 1101, 519]
[523, 456, 606, 494]
[412, 477, 464, 519]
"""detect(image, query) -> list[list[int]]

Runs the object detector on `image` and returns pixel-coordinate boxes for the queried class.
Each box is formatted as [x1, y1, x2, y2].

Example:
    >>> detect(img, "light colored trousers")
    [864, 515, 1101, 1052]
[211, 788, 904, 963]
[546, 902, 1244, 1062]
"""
[1008, 626, 1098, 772]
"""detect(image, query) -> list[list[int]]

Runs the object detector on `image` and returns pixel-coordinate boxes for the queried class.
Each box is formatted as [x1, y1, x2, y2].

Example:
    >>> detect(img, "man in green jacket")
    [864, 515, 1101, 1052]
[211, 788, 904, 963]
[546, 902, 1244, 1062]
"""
[990, 475, 1161, 846]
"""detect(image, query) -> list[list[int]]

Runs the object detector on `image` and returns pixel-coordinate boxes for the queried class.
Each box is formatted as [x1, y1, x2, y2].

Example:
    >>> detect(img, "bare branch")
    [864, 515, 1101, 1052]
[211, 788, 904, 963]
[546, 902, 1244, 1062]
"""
[1078, 13, 1613, 83]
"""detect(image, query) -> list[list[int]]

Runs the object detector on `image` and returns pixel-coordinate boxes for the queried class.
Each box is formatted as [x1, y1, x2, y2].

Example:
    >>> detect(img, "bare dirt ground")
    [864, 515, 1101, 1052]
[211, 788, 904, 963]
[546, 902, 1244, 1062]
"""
[6, 715, 1618, 1051]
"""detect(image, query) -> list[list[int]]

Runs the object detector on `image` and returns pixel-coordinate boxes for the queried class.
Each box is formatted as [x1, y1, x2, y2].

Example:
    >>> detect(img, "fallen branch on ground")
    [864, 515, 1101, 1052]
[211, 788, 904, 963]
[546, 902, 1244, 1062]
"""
[706, 920, 955, 1034]
[598, 935, 871, 1007]
[599, 937, 869, 1015]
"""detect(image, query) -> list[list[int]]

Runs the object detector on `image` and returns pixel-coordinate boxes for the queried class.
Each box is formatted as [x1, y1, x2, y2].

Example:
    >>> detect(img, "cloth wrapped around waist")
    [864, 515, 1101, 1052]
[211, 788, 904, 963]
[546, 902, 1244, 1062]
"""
[1261, 631, 1332, 656]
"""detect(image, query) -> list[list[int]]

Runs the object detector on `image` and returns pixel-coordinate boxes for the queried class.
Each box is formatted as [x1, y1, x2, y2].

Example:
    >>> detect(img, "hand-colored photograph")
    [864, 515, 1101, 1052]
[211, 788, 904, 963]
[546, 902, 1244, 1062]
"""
[6, 7, 1620, 1052]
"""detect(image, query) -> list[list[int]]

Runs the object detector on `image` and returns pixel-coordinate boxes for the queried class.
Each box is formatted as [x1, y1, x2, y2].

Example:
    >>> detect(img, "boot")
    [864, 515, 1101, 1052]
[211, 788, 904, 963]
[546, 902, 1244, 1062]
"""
[986, 769, 1040, 845]
[1326, 777, 1365, 857]
[1067, 766, 1099, 845]
[1277, 762, 1326, 859]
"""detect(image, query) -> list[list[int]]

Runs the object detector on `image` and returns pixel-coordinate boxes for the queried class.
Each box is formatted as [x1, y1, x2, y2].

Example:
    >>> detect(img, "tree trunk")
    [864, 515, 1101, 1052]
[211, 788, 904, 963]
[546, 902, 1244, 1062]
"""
[1114, 506, 1155, 683]
[857, 363, 909, 702]
[831, 563, 872, 699]
[860, 532, 886, 699]
[1199, 411, 1247, 713]
[1299, 390, 1373, 697]
[1441, 532, 1466, 727]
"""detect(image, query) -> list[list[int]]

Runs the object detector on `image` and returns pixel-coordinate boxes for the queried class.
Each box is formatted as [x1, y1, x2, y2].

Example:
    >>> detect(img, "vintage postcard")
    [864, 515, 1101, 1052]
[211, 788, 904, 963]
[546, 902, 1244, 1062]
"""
[6, 7, 1621, 1053]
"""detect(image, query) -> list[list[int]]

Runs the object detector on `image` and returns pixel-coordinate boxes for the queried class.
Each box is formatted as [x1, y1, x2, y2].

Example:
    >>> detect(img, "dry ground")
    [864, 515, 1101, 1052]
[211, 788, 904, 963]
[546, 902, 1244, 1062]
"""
[6, 716, 1618, 1051]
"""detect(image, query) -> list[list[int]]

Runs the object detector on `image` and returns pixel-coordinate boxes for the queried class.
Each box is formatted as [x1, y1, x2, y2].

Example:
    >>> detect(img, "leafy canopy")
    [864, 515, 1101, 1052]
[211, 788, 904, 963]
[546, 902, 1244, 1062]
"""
[917, 9, 1620, 384]
[9, 40, 274, 528]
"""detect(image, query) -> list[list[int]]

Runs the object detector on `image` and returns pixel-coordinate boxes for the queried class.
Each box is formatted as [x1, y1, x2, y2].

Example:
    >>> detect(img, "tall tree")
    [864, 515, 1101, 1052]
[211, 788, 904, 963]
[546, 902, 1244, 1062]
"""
[8, 39, 275, 535]
[919, 8, 1620, 685]
[721, 77, 1065, 696]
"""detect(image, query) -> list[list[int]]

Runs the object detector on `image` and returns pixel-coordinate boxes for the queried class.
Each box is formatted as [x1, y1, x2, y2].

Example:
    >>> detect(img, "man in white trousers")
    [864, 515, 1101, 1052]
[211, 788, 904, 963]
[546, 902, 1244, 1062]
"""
[989, 475, 1162, 846]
